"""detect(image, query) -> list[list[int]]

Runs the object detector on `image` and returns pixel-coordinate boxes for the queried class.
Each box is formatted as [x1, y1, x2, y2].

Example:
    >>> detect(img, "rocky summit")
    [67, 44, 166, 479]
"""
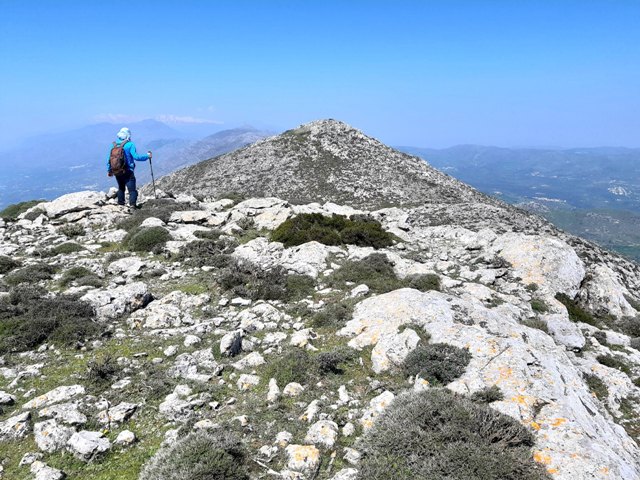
[0, 121, 639, 479]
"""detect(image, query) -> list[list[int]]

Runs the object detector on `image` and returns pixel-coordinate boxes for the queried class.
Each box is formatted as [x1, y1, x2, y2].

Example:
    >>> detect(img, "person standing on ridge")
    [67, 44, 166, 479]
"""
[107, 127, 152, 210]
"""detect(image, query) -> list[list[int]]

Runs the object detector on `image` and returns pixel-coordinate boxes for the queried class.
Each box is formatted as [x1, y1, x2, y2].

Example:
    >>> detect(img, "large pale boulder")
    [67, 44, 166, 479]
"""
[0, 411, 31, 441]
[66, 430, 110, 461]
[127, 291, 208, 329]
[577, 265, 637, 319]
[42, 191, 106, 218]
[371, 328, 421, 373]
[491, 233, 585, 296]
[81, 282, 152, 321]
[342, 288, 640, 478]
[23, 385, 85, 410]
[34, 419, 74, 453]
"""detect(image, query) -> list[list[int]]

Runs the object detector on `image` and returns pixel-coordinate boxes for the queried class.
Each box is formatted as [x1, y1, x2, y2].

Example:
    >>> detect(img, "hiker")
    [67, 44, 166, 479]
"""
[107, 127, 152, 209]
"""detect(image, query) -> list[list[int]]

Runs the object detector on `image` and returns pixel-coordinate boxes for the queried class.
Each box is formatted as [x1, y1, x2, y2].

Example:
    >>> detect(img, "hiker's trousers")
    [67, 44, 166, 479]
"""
[115, 171, 138, 207]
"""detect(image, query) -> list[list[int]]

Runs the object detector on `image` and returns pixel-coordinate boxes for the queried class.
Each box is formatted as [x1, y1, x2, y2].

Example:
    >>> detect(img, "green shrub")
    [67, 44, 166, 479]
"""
[271, 213, 394, 249]
[619, 316, 640, 338]
[50, 242, 84, 256]
[116, 198, 192, 232]
[403, 343, 471, 385]
[358, 389, 549, 480]
[470, 385, 504, 403]
[315, 346, 358, 375]
[521, 318, 549, 334]
[311, 301, 354, 328]
[583, 373, 609, 400]
[0, 200, 44, 220]
[530, 299, 548, 313]
[194, 229, 223, 241]
[596, 354, 632, 376]
[236, 216, 255, 231]
[0, 286, 100, 353]
[0, 256, 21, 275]
[555, 293, 600, 327]
[4, 263, 56, 286]
[86, 355, 121, 388]
[630, 337, 640, 351]
[123, 226, 171, 253]
[173, 238, 236, 268]
[405, 273, 441, 292]
[23, 208, 45, 221]
[59, 223, 85, 238]
[592, 330, 609, 346]
[261, 348, 312, 386]
[59, 266, 102, 288]
[139, 430, 249, 480]
[329, 253, 402, 294]
[219, 259, 315, 302]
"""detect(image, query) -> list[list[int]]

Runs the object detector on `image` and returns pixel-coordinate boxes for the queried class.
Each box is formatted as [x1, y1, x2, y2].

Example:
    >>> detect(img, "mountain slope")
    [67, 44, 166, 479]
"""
[156, 119, 500, 209]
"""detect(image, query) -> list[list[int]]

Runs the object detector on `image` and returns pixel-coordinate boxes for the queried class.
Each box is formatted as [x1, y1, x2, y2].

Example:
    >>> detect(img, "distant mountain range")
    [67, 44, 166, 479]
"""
[398, 145, 640, 261]
[0, 120, 272, 209]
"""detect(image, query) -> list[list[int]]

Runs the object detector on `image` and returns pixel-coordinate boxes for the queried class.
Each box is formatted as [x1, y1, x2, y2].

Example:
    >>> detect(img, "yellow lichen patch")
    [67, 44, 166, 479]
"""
[534, 450, 552, 465]
[530, 421, 541, 430]
[599, 467, 610, 475]
[547, 467, 559, 474]
[498, 366, 513, 380]
[550, 418, 567, 428]
[511, 394, 535, 407]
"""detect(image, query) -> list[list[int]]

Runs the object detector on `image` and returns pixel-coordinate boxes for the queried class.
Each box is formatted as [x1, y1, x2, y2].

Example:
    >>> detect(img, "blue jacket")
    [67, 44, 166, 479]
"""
[107, 140, 149, 173]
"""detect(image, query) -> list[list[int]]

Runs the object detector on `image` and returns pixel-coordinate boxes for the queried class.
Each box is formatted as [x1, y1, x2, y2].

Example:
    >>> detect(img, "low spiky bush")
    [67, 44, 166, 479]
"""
[311, 301, 354, 328]
[315, 346, 358, 375]
[358, 389, 549, 480]
[59, 266, 102, 288]
[0, 200, 44, 220]
[405, 273, 441, 292]
[530, 299, 548, 313]
[619, 316, 640, 338]
[0, 256, 20, 275]
[329, 253, 402, 294]
[4, 263, 56, 286]
[49, 242, 84, 256]
[403, 343, 471, 385]
[140, 430, 249, 480]
[86, 355, 121, 388]
[262, 348, 312, 386]
[521, 318, 549, 334]
[0, 286, 100, 353]
[219, 258, 315, 302]
[470, 385, 504, 403]
[583, 373, 609, 401]
[596, 354, 632, 376]
[555, 293, 600, 327]
[123, 226, 171, 253]
[271, 213, 394, 249]
[174, 238, 236, 268]
[59, 223, 86, 238]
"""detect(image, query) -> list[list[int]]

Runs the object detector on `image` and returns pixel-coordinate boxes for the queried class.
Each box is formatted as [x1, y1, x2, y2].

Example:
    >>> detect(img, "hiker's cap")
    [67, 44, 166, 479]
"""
[117, 127, 131, 141]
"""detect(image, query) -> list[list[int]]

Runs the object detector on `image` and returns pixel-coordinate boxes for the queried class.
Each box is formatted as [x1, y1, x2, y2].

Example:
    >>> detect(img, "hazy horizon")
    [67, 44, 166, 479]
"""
[1, 0, 639, 152]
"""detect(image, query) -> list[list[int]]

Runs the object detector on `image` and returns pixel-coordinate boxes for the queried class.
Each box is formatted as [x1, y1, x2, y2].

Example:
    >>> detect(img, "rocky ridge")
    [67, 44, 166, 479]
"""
[0, 188, 638, 479]
[1, 120, 640, 479]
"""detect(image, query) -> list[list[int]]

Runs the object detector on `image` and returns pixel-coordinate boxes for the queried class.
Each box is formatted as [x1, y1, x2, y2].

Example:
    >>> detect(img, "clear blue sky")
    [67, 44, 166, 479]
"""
[1, 0, 639, 148]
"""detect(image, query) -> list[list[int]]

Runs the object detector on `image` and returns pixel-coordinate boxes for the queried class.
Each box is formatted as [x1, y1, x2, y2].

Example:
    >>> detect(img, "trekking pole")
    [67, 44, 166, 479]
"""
[148, 151, 157, 199]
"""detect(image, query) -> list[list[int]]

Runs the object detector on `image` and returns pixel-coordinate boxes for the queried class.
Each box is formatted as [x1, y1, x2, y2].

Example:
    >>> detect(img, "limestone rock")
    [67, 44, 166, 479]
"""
[285, 444, 321, 476]
[97, 402, 138, 426]
[23, 385, 85, 410]
[491, 233, 585, 296]
[304, 420, 339, 448]
[371, 328, 420, 373]
[0, 411, 31, 441]
[38, 403, 87, 425]
[577, 265, 637, 319]
[66, 430, 111, 461]
[544, 314, 586, 351]
[237, 374, 260, 391]
[114, 430, 136, 446]
[42, 191, 106, 218]
[81, 282, 152, 321]
[30, 461, 66, 480]
[34, 419, 74, 453]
